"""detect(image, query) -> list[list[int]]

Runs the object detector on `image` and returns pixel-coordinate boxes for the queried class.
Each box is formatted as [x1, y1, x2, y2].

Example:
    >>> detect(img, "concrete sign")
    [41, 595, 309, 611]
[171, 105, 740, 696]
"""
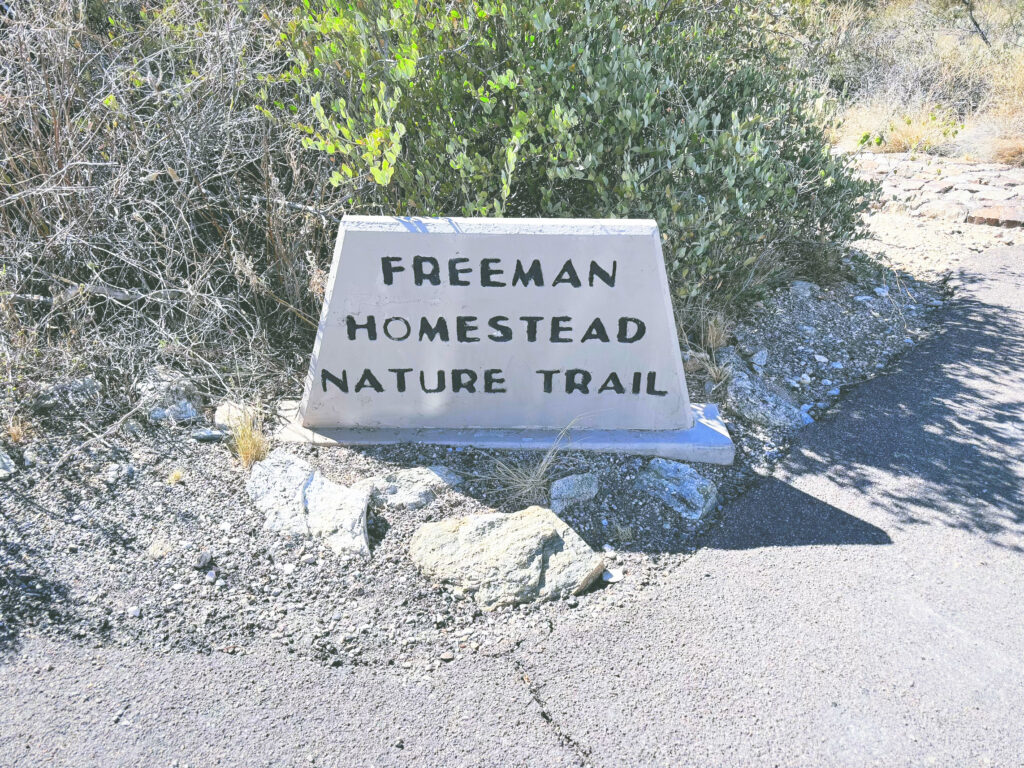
[284, 217, 734, 464]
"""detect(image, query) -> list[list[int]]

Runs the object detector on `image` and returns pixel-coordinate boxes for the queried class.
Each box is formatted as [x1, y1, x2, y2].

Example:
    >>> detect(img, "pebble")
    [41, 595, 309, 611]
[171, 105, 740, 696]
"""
[830, 361, 844, 370]
[193, 550, 214, 569]
[874, 285, 890, 297]
[799, 374, 811, 385]
[828, 388, 841, 396]
[602, 568, 624, 584]
[813, 354, 829, 364]
[127, 606, 142, 619]
[191, 427, 228, 443]
[439, 651, 455, 662]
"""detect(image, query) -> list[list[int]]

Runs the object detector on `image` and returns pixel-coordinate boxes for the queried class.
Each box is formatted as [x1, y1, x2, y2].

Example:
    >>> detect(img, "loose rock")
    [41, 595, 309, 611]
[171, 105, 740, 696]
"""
[409, 506, 605, 610]
[149, 399, 202, 426]
[360, 466, 461, 510]
[0, 449, 17, 481]
[549, 473, 599, 515]
[717, 347, 804, 431]
[191, 427, 228, 443]
[247, 449, 371, 557]
[634, 458, 718, 522]
[213, 401, 257, 431]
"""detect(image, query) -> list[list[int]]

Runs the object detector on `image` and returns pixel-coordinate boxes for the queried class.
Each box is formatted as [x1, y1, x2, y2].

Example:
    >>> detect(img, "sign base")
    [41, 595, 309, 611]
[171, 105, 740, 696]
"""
[275, 401, 734, 465]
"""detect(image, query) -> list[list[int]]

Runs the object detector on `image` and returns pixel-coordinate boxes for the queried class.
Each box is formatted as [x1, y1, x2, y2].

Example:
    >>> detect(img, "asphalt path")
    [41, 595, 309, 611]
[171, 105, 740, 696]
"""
[2, 246, 1022, 767]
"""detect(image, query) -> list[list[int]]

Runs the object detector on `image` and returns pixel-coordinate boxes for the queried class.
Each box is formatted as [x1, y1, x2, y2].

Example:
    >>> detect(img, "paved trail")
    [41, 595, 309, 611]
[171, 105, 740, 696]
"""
[2, 246, 1022, 767]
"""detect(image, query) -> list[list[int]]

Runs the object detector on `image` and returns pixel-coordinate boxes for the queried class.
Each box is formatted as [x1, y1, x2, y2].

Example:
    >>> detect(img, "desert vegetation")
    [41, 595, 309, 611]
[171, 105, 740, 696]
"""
[4, 0, 951, 430]
[796, 0, 1024, 161]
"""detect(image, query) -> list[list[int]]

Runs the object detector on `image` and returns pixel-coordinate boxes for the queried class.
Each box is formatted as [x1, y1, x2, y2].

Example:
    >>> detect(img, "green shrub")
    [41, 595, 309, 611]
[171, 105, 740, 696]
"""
[279, 0, 875, 320]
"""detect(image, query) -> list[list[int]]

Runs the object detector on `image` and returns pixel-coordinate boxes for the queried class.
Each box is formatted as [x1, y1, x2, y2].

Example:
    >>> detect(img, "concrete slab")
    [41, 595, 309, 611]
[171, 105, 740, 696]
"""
[275, 400, 735, 465]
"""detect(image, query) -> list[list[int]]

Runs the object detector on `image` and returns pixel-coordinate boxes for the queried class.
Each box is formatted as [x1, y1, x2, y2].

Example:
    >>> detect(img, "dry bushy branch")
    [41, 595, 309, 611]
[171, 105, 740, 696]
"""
[0, 1, 346, 422]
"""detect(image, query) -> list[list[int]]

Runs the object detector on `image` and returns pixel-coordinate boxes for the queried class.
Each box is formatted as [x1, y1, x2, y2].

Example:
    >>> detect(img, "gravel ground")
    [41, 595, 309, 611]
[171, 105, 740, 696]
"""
[0, 178, 999, 678]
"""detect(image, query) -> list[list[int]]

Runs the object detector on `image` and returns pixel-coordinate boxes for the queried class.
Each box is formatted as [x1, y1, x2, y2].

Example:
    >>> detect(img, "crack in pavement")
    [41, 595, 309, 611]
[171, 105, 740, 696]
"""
[511, 652, 592, 767]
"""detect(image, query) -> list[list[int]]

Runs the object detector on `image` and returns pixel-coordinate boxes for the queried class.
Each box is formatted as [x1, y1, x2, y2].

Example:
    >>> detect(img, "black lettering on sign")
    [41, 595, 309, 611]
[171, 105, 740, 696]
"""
[389, 368, 413, 392]
[480, 258, 506, 287]
[589, 260, 617, 287]
[537, 369, 560, 393]
[487, 316, 512, 342]
[631, 372, 642, 394]
[419, 317, 449, 342]
[520, 316, 543, 342]
[550, 316, 572, 343]
[321, 368, 348, 393]
[451, 369, 477, 393]
[347, 315, 377, 341]
[448, 257, 471, 286]
[580, 318, 610, 343]
[456, 316, 480, 342]
[512, 260, 543, 287]
[566, 369, 591, 394]
[354, 369, 384, 393]
[413, 255, 441, 286]
[617, 317, 646, 343]
[420, 370, 445, 393]
[383, 317, 411, 341]
[597, 372, 625, 394]
[646, 372, 668, 396]
[551, 260, 582, 288]
[381, 257, 404, 285]
[484, 369, 506, 393]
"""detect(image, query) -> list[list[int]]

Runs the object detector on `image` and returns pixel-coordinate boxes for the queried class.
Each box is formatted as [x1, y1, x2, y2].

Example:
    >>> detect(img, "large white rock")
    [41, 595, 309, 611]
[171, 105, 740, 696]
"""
[409, 506, 605, 609]
[635, 458, 718, 521]
[305, 473, 372, 557]
[247, 449, 312, 536]
[246, 448, 370, 557]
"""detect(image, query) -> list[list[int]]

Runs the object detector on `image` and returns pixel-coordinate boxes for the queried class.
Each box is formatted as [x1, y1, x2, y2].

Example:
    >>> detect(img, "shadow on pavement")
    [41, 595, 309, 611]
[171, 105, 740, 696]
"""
[0, 510, 72, 658]
[708, 250, 1024, 553]
[700, 477, 892, 549]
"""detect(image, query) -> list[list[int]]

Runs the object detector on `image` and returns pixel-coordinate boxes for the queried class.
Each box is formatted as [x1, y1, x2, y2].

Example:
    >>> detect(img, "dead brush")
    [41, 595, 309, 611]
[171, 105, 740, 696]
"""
[230, 409, 268, 470]
[474, 426, 572, 508]
[687, 304, 733, 352]
[992, 137, 1024, 167]
[3, 414, 32, 444]
[609, 519, 635, 545]
[694, 350, 732, 393]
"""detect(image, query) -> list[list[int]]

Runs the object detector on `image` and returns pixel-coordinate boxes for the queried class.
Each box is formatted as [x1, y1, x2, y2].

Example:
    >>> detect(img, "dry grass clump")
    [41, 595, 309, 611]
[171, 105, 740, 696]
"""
[475, 428, 572, 508]
[692, 351, 732, 393]
[992, 137, 1024, 167]
[855, 104, 961, 155]
[230, 411, 268, 471]
[3, 414, 32, 445]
